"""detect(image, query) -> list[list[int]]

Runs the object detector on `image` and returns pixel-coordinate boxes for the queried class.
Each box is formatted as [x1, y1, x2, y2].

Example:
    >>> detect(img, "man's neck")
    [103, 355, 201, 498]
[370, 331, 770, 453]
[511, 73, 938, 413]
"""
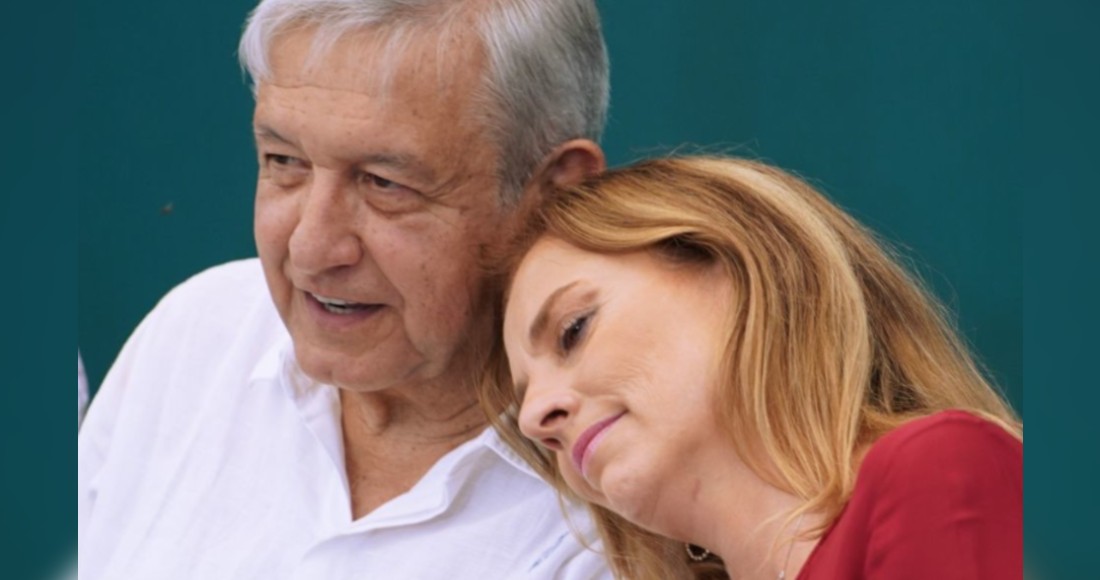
[339, 383, 488, 520]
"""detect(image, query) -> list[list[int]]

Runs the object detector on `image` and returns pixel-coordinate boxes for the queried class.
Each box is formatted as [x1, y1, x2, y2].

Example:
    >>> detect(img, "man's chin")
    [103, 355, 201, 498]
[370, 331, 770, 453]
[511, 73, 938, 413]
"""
[294, 347, 425, 392]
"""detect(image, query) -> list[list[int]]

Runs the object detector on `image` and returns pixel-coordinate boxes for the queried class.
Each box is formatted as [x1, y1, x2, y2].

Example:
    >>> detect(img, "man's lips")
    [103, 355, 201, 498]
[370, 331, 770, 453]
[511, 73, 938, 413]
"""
[304, 291, 383, 316]
[571, 411, 626, 478]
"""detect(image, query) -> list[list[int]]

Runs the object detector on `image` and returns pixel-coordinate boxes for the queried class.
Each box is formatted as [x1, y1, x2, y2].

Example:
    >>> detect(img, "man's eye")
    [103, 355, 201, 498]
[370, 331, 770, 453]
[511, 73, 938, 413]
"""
[559, 314, 590, 353]
[262, 154, 308, 188]
[266, 153, 300, 167]
[364, 173, 398, 189]
[357, 172, 424, 213]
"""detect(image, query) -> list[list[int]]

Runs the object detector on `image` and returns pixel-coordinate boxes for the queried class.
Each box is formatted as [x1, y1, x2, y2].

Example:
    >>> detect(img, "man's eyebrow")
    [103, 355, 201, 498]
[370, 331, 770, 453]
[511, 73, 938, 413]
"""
[528, 281, 581, 345]
[253, 125, 297, 147]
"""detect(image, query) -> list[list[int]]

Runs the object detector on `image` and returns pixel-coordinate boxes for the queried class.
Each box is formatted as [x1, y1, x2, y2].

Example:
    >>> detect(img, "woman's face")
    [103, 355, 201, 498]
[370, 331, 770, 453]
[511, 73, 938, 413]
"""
[503, 236, 735, 532]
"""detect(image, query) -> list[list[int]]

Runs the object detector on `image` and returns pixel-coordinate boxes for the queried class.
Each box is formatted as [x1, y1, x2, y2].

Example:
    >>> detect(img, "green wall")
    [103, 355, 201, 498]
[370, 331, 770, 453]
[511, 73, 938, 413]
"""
[79, 0, 1023, 415]
[5, 2, 78, 576]
[598, 1, 1023, 412]
[12, 0, 1081, 578]
[78, 1, 260, 395]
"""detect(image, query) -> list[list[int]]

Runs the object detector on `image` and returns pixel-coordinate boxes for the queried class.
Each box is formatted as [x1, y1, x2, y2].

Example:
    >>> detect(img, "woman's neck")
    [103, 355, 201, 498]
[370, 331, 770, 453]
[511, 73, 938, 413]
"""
[685, 459, 821, 579]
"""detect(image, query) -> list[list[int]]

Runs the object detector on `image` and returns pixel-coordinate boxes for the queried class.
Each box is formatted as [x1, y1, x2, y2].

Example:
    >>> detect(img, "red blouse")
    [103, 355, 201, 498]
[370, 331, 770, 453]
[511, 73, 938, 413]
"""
[798, 410, 1022, 579]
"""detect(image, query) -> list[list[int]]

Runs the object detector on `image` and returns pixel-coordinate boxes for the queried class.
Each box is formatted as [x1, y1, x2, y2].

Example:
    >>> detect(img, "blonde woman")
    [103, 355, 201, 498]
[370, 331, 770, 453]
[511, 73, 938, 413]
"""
[481, 156, 1022, 579]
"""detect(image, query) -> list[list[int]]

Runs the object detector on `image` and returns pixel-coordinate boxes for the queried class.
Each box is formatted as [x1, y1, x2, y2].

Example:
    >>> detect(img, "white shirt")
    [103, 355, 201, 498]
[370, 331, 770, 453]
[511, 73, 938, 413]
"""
[78, 259, 610, 580]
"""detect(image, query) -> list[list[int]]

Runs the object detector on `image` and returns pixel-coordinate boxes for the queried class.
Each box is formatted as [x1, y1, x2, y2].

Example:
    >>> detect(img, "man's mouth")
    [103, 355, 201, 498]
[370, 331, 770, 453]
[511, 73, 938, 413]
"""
[309, 293, 377, 314]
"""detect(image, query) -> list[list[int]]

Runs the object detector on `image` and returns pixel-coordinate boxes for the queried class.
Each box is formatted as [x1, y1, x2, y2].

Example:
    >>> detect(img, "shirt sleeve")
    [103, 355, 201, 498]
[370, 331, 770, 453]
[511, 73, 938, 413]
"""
[77, 297, 171, 553]
[864, 414, 1023, 580]
[551, 541, 615, 580]
[520, 514, 614, 580]
[528, 534, 616, 580]
[78, 325, 135, 546]
[78, 351, 89, 429]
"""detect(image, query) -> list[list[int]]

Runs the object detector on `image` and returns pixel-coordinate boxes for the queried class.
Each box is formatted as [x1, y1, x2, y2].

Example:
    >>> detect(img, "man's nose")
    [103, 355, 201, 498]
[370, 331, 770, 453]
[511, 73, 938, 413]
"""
[517, 381, 580, 451]
[287, 176, 363, 275]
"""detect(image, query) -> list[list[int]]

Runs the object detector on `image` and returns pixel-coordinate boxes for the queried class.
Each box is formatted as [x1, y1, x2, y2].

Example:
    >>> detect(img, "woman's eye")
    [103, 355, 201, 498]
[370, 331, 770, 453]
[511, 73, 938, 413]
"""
[559, 314, 590, 353]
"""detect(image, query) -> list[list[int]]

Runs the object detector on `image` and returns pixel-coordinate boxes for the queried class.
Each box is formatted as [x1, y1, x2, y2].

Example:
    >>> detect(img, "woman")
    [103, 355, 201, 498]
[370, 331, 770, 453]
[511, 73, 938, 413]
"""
[480, 156, 1022, 579]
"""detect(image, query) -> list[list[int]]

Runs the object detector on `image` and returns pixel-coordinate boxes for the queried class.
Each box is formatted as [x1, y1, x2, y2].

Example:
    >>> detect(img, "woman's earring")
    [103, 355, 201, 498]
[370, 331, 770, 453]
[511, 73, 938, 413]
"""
[685, 543, 711, 562]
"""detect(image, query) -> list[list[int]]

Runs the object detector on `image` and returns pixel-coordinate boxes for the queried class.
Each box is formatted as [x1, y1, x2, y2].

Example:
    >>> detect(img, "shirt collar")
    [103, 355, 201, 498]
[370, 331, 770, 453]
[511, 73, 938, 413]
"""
[480, 424, 541, 480]
[247, 336, 543, 482]
[247, 332, 293, 388]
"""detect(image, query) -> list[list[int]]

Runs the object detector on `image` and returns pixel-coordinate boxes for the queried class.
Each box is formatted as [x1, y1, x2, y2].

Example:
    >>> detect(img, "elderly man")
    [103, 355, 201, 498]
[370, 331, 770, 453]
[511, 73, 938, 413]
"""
[77, 0, 609, 577]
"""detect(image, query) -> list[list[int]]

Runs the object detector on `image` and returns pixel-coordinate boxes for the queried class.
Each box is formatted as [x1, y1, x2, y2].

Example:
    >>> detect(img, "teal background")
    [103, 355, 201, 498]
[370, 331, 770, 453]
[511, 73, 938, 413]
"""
[56, 0, 1085, 578]
[78, 0, 1024, 409]
[4, 1, 77, 577]
[1021, 1, 1098, 578]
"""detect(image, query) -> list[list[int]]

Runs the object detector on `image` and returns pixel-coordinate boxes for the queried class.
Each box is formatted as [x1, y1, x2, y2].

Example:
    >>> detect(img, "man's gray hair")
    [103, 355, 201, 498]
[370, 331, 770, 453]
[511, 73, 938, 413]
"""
[239, 0, 609, 204]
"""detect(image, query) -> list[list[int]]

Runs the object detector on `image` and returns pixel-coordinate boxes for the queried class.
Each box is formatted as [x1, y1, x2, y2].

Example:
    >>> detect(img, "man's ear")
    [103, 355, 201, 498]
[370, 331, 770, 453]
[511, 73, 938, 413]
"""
[527, 139, 606, 196]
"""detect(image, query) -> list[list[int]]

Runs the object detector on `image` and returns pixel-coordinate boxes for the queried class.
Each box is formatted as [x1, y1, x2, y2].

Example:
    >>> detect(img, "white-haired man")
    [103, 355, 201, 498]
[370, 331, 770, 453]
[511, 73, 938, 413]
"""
[77, 1, 610, 577]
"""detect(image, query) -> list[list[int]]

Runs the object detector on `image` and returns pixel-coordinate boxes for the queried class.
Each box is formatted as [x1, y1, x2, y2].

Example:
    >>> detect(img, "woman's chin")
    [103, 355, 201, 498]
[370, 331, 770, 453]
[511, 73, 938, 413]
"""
[594, 467, 667, 531]
[564, 457, 684, 536]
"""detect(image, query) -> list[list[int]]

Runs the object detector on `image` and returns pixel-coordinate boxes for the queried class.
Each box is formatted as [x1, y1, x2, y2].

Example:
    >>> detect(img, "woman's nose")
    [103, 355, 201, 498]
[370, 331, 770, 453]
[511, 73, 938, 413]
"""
[516, 382, 580, 451]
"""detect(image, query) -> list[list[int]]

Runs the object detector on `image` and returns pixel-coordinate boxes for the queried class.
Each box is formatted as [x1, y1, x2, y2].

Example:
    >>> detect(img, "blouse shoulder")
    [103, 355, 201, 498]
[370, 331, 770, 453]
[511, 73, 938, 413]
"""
[860, 410, 1022, 492]
[799, 411, 1022, 579]
[847, 411, 1022, 578]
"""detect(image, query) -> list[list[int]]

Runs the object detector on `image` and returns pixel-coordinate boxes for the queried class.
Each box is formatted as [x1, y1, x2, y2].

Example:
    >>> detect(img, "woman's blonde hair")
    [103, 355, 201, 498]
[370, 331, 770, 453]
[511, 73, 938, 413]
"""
[479, 156, 1021, 580]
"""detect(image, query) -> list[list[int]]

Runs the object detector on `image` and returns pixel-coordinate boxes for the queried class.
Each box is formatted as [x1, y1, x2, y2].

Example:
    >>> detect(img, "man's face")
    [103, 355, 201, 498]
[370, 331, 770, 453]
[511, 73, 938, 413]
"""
[252, 27, 509, 393]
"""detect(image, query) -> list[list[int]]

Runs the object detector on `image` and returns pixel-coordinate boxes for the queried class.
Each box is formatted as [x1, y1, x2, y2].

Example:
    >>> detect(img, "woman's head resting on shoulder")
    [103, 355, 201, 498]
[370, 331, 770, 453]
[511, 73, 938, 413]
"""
[505, 232, 735, 530]
[479, 155, 1020, 579]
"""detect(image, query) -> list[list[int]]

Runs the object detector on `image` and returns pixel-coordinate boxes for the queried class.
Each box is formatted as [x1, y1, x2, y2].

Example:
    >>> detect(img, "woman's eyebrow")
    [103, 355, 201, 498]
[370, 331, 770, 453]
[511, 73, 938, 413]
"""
[528, 281, 580, 345]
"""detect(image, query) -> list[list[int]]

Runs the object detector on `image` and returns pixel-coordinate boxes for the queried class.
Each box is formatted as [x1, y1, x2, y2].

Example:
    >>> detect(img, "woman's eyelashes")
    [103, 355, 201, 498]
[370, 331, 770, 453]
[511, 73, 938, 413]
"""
[558, 310, 595, 354]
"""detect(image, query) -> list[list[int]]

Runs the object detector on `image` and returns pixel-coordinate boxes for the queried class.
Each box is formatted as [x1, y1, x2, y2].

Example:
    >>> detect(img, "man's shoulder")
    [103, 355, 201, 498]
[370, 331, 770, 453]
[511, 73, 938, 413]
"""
[145, 258, 276, 331]
[159, 258, 268, 308]
[119, 257, 285, 376]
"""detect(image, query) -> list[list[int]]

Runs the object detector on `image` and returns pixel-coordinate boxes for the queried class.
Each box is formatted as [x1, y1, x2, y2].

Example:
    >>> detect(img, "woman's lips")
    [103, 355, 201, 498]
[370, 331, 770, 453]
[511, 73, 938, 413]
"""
[572, 411, 626, 478]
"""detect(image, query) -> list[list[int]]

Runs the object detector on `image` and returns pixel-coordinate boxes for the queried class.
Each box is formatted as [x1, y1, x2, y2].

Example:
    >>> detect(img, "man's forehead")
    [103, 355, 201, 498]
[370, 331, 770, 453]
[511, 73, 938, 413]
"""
[262, 22, 485, 97]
